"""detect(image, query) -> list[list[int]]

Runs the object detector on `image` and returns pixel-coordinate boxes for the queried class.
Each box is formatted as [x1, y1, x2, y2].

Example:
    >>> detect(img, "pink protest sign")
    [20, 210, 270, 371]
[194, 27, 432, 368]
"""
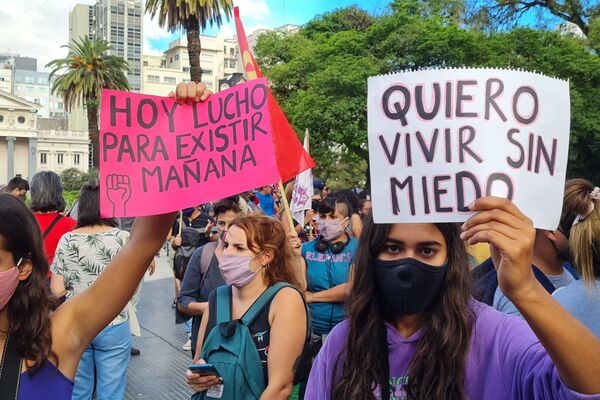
[99, 78, 279, 217]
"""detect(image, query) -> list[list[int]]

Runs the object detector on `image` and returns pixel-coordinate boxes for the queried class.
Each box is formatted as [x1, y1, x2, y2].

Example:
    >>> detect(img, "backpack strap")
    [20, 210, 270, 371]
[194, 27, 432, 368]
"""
[0, 334, 23, 400]
[241, 282, 291, 327]
[42, 214, 63, 240]
[216, 285, 232, 325]
[198, 242, 218, 292]
[563, 262, 580, 280]
[532, 265, 557, 294]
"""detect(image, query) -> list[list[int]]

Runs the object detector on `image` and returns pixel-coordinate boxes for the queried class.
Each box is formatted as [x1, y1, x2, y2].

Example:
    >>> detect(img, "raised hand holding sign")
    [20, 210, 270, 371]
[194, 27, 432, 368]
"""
[99, 78, 279, 218]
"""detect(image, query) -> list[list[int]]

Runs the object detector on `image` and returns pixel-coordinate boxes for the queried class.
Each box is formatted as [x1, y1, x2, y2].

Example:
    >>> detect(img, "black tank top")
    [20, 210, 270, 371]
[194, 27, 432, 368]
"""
[203, 287, 273, 383]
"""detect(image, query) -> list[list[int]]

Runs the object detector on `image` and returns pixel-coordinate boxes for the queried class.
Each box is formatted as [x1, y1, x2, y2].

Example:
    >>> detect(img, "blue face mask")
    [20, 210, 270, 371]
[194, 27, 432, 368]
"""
[373, 257, 448, 315]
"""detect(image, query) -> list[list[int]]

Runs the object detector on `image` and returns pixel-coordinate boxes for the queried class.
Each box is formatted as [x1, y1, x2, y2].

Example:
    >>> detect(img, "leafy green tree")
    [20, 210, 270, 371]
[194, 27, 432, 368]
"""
[145, 0, 233, 82]
[255, 2, 600, 187]
[47, 37, 130, 169]
[60, 168, 86, 192]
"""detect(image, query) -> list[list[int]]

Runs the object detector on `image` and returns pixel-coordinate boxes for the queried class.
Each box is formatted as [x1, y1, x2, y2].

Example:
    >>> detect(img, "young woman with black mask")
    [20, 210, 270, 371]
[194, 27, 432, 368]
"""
[305, 196, 600, 400]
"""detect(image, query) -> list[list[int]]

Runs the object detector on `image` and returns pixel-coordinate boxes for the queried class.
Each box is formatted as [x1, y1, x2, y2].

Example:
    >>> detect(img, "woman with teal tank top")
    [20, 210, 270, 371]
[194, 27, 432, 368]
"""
[0, 81, 211, 399]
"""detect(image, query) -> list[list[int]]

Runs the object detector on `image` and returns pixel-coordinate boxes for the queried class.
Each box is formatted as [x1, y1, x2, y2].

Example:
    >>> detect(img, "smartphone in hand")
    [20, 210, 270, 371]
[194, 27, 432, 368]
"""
[188, 364, 221, 378]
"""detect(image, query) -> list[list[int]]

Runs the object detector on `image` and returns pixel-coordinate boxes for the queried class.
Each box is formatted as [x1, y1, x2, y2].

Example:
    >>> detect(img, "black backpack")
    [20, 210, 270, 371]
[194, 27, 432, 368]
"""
[174, 227, 203, 281]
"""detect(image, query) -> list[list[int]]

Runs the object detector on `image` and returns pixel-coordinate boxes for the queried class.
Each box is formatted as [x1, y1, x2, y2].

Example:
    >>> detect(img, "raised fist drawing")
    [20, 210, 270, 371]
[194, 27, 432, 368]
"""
[106, 174, 132, 217]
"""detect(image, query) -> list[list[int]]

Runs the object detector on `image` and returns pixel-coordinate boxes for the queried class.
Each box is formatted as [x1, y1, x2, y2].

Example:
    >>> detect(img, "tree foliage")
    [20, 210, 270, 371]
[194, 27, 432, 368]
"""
[60, 168, 99, 192]
[47, 37, 130, 168]
[145, 0, 233, 82]
[255, 1, 600, 187]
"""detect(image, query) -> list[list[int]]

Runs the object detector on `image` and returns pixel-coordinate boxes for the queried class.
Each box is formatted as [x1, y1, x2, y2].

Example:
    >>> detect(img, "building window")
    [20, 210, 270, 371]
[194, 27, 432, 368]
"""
[203, 69, 213, 76]
[224, 46, 226, 53]
[175, 54, 179, 61]
[170, 56, 173, 63]
[143, 61, 148, 67]
[183, 67, 190, 73]
[57, 153, 64, 164]
[40, 153, 47, 164]
[229, 60, 236, 68]
[147, 75, 160, 82]
[17, 116, 25, 124]
[164, 76, 176, 84]
[74, 154, 81, 165]
[230, 48, 235, 57]
[0, 115, 3, 123]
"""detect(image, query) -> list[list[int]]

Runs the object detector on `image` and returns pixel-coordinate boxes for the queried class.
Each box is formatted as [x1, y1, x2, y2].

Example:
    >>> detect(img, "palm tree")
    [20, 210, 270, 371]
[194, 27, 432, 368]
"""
[47, 36, 130, 169]
[145, 0, 233, 82]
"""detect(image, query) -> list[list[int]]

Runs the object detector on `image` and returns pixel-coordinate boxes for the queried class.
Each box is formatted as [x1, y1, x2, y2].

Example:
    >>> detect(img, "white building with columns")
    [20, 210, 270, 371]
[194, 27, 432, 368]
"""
[0, 89, 89, 185]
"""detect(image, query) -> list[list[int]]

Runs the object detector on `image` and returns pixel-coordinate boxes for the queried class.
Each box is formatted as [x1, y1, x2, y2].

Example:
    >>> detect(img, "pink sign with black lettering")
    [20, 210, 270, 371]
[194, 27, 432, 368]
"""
[99, 78, 279, 217]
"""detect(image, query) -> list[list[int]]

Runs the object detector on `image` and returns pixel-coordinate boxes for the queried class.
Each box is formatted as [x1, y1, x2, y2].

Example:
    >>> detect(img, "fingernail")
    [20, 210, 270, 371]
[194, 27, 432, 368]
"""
[460, 232, 467, 240]
[461, 222, 467, 231]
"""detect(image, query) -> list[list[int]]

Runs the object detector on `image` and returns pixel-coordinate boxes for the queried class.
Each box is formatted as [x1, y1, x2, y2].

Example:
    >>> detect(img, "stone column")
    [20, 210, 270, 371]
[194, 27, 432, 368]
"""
[28, 138, 37, 178]
[6, 136, 16, 179]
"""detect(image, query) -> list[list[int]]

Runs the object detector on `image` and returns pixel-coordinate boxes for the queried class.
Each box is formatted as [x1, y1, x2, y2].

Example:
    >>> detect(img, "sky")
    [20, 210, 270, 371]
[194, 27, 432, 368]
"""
[0, 0, 389, 72]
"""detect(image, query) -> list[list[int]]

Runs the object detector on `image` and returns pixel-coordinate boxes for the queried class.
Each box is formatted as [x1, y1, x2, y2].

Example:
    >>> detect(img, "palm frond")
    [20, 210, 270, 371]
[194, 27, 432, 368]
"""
[145, 0, 233, 32]
[46, 36, 130, 112]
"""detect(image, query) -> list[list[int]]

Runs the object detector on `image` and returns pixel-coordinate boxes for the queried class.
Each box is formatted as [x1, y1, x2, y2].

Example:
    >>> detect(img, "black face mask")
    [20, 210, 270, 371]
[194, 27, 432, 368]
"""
[373, 257, 448, 315]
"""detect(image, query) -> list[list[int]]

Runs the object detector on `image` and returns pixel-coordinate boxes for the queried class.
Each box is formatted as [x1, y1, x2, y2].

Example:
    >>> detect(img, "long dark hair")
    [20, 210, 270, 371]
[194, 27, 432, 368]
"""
[332, 216, 474, 400]
[0, 194, 56, 372]
[76, 180, 117, 228]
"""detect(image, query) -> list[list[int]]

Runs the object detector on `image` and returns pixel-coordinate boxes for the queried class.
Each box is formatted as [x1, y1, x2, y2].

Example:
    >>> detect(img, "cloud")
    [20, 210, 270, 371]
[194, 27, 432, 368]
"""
[0, 0, 273, 73]
[233, 0, 270, 21]
[0, 0, 88, 71]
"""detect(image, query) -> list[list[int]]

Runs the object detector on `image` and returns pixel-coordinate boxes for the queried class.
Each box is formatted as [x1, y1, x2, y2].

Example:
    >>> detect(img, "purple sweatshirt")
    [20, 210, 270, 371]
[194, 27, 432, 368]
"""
[306, 301, 600, 400]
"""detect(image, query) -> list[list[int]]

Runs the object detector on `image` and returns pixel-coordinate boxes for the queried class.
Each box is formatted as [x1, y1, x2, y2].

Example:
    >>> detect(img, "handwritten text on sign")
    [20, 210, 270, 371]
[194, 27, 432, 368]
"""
[368, 69, 570, 229]
[100, 78, 279, 217]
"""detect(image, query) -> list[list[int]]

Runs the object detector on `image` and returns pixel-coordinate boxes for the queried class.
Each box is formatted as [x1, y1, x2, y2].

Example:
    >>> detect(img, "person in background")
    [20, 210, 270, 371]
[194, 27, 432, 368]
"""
[29, 171, 77, 283]
[553, 179, 600, 338]
[300, 195, 358, 350]
[241, 191, 260, 212]
[50, 181, 145, 400]
[256, 186, 276, 216]
[177, 198, 242, 356]
[358, 198, 371, 219]
[118, 217, 154, 357]
[5, 176, 29, 201]
[472, 181, 579, 317]
[312, 179, 326, 201]
[306, 197, 600, 400]
[187, 214, 307, 399]
[336, 189, 363, 237]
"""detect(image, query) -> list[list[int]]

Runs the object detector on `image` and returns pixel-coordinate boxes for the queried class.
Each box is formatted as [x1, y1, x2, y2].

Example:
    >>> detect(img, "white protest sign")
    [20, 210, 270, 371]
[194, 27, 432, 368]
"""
[368, 68, 570, 230]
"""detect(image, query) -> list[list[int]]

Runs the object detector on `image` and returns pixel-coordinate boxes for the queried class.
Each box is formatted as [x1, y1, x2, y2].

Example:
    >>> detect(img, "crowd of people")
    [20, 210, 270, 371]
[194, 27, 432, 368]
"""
[0, 84, 599, 400]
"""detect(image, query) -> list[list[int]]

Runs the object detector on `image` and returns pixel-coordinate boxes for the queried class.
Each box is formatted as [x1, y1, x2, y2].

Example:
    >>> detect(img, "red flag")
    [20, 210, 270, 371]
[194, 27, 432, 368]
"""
[234, 7, 315, 182]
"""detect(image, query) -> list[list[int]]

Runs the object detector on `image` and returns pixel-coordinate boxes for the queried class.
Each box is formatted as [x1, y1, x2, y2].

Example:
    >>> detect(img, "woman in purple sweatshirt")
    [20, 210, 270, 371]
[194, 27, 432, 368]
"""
[306, 197, 600, 400]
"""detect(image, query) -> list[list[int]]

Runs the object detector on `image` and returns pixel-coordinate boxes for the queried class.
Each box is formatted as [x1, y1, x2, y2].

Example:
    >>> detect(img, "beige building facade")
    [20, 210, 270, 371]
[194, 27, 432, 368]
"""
[0, 90, 89, 184]
[142, 34, 240, 96]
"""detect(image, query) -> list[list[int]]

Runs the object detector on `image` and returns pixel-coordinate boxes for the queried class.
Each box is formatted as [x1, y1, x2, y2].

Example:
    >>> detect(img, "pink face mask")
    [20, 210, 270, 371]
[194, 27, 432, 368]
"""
[219, 254, 264, 288]
[0, 258, 22, 310]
